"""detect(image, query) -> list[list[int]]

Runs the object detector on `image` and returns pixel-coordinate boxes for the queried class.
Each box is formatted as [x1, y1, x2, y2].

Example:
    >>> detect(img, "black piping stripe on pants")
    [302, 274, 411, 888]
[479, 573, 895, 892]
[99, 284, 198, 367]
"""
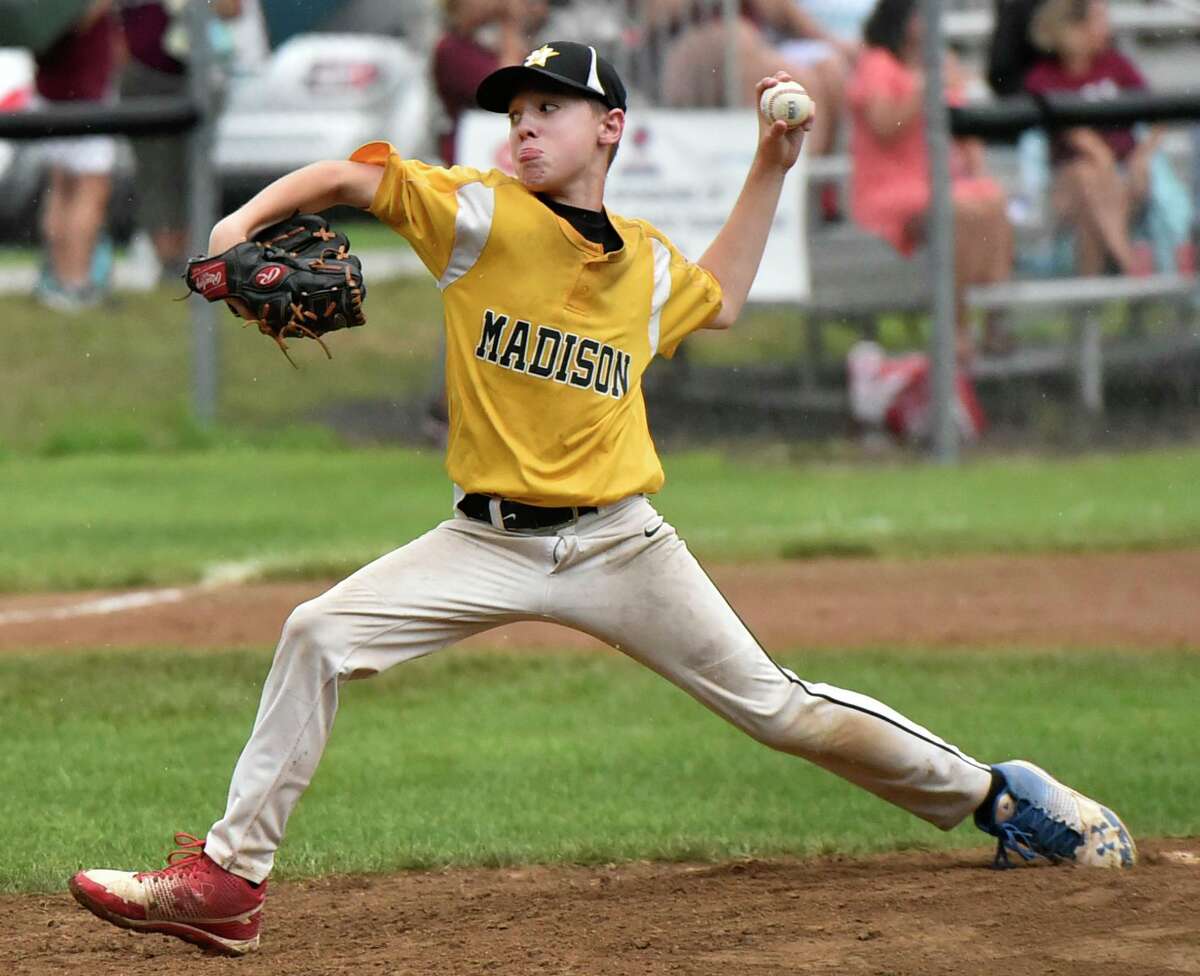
[690, 553, 993, 775]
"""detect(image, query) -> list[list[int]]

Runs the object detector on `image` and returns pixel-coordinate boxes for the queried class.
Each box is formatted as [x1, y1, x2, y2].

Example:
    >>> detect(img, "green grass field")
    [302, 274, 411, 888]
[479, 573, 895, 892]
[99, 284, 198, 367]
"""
[3, 646, 1196, 893]
[6, 268, 1150, 456]
[1, 277, 446, 456]
[3, 446, 1198, 591]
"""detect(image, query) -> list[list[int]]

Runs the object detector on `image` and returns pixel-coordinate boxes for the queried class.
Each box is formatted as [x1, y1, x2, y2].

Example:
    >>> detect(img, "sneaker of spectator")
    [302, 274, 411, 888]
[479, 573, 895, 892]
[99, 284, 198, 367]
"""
[34, 279, 102, 314]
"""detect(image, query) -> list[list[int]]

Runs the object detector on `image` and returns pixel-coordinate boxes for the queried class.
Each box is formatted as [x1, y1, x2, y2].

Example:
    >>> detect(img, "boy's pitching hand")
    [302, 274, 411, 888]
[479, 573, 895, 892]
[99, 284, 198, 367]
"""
[755, 73, 813, 171]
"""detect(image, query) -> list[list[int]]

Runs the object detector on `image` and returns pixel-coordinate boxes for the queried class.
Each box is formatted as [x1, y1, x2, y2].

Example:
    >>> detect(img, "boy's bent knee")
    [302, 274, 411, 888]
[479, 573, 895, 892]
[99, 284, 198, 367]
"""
[276, 590, 393, 682]
[279, 597, 348, 664]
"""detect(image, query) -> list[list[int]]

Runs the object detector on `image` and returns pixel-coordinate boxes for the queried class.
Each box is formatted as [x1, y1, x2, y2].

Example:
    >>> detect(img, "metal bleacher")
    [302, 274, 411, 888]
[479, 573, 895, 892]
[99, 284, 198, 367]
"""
[798, 0, 1200, 414]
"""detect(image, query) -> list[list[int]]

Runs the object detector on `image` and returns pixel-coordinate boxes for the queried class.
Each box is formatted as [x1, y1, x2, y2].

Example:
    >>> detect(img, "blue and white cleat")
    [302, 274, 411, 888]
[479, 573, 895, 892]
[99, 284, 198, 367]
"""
[975, 760, 1137, 869]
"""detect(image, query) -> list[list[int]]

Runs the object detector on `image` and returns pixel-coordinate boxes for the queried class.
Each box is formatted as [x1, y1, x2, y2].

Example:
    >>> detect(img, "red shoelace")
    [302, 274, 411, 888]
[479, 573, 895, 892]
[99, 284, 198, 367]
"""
[135, 832, 207, 879]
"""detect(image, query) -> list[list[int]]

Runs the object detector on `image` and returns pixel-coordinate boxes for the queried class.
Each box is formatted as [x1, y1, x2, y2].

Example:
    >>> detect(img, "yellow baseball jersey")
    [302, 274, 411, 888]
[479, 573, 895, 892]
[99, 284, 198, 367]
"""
[349, 141, 723, 506]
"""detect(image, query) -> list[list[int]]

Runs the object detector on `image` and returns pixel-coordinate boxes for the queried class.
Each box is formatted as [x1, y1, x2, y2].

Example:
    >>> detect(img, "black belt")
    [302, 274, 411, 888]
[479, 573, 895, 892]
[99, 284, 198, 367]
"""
[457, 493, 598, 531]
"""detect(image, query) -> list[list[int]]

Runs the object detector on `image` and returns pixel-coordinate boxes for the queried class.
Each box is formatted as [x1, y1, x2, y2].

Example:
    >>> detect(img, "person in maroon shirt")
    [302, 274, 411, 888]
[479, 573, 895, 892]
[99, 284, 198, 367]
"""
[432, 0, 533, 166]
[1023, 0, 1161, 275]
[427, 0, 539, 441]
[33, 0, 118, 310]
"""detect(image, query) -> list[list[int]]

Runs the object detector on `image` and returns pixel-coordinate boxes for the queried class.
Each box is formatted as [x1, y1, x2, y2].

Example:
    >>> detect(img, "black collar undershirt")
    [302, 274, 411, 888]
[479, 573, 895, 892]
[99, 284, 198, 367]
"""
[537, 194, 623, 253]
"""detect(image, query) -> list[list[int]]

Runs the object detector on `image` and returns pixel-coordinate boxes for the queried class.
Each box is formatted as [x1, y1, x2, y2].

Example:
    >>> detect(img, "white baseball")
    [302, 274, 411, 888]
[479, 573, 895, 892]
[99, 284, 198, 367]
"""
[759, 81, 814, 129]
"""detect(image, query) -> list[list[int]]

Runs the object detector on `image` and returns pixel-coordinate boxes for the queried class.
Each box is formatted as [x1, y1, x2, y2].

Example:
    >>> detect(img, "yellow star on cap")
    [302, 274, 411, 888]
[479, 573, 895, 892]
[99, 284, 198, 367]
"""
[524, 45, 559, 68]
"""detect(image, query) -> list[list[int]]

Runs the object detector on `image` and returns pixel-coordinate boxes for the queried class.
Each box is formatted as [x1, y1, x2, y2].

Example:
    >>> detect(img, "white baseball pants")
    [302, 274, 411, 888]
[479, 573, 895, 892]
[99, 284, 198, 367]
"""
[205, 495, 993, 882]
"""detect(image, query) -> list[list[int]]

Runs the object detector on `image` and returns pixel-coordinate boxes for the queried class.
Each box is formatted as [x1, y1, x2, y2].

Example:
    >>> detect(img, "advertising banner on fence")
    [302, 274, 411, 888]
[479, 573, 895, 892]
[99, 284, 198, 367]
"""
[458, 109, 809, 303]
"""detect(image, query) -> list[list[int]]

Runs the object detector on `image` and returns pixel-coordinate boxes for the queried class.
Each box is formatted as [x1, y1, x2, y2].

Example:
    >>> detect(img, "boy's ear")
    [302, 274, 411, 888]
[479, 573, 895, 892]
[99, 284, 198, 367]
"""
[599, 108, 625, 148]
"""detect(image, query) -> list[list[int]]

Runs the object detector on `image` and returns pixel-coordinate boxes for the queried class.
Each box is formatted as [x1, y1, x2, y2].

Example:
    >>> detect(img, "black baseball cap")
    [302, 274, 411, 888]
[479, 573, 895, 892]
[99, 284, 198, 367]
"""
[476, 41, 627, 114]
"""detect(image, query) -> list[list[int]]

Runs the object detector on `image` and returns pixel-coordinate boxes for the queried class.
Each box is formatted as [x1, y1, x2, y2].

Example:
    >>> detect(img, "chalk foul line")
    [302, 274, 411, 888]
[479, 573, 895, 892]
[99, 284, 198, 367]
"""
[0, 560, 272, 627]
[0, 589, 187, 626]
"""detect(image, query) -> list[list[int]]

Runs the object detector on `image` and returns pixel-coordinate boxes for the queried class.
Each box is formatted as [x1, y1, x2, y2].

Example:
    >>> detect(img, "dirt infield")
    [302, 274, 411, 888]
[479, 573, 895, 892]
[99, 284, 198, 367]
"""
[3, 549, 1199, 653]
[4, 549, 1199, 974]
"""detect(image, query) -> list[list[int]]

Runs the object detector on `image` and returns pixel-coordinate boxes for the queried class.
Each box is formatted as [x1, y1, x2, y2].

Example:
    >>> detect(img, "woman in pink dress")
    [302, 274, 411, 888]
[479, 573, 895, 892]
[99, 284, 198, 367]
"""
[848, 0, 1014, 358]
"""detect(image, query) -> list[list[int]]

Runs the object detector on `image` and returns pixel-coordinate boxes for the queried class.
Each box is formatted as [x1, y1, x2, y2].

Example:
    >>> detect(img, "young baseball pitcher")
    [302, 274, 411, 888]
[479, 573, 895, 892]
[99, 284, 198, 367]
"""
[69, 41, 1136, 957]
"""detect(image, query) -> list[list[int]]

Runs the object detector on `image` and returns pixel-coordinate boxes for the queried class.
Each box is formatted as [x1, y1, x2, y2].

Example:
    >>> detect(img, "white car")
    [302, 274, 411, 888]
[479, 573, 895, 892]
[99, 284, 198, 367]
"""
[0, 32, 436, 237]
[215, 33, 435, 198]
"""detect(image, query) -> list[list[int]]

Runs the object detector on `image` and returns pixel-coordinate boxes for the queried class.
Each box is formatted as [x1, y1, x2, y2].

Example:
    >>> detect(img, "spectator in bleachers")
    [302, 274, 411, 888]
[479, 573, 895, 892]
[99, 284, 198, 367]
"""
[33, 0, 119, 312]
[652, 0, 849, 218]
[848, 0, 1015, 360]
[119, 0, 244, 282]
[1023, 0, 1160, 276]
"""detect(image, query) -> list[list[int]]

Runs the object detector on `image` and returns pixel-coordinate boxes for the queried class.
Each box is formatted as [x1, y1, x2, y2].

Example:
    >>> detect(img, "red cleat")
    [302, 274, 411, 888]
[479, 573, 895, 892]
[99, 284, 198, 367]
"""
[69, 833, 266, 956]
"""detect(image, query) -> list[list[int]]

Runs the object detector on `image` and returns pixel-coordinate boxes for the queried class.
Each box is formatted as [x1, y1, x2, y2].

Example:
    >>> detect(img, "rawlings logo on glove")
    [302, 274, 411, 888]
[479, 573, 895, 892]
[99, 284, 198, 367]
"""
[189, 260, 229, 299]
[185, 213, 366, 367]
[253, 265, 289, 287]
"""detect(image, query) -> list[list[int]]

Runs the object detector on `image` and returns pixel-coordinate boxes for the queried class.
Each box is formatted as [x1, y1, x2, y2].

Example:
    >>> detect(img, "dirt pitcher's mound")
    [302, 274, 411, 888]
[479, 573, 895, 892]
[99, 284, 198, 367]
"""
[9, 839, 1200, 976]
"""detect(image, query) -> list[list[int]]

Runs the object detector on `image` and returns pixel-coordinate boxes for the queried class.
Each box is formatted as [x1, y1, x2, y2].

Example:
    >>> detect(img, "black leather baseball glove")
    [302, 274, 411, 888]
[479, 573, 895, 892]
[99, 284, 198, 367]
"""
[185, 213, 366, 366]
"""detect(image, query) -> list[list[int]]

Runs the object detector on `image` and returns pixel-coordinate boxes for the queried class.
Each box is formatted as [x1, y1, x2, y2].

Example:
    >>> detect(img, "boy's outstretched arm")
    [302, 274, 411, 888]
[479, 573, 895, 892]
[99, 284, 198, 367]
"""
[208, 161, 385, 254]
[698, 73, 811, 330]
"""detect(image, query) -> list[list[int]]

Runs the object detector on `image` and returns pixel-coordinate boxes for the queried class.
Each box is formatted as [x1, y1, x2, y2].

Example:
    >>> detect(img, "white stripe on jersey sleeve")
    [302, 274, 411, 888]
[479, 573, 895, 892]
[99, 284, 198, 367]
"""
[438, 181, 496, 291]
[647, 237, 672, 357]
